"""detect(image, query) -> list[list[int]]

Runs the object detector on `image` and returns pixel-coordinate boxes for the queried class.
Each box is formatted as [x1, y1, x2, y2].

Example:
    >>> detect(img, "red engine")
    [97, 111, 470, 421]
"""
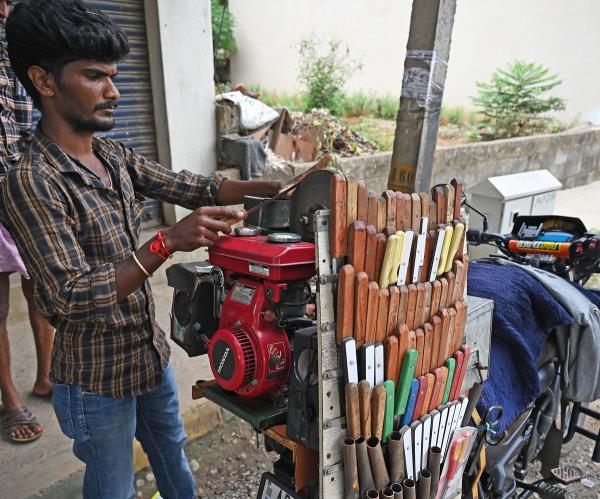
[206, 234, 315, 398]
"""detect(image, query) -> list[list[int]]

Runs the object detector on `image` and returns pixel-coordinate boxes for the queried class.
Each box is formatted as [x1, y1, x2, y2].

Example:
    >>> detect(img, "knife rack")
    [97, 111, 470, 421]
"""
[314, 209, 493, 498]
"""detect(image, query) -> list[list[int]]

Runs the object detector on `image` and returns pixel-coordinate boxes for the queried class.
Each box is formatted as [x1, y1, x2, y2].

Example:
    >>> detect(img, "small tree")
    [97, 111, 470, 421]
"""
[469, 61, 566, 140]
[298, 39, 362, 116]
[211, 0, 237, 62]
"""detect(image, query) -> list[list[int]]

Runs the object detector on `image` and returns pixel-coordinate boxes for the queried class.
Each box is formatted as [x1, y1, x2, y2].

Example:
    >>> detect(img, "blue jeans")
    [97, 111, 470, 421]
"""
[52, 364, 196, 499]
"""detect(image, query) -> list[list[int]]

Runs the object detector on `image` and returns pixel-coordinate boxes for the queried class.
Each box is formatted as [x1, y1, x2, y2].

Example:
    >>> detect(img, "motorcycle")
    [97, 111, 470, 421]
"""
[462, 197, 600, 499]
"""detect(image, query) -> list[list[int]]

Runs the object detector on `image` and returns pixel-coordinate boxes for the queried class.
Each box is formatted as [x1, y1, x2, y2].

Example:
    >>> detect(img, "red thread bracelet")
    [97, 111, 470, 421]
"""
[149, 231, 172, 261]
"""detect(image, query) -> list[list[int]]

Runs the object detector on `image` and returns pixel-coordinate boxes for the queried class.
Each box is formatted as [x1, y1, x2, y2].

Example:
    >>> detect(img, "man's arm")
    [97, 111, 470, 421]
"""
[1, 168, 246, 320]
[116, 139, 282, 209]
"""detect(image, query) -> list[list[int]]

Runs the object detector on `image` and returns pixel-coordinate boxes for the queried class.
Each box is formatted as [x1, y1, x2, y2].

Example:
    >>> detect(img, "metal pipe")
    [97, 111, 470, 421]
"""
[388, 430, 406, 484]
[381, 487, 394, 498]
[367, 436, 391, 491]
[343, 437, 360, 499]
[428, 447, 442, 499]
[417, 470, 431, 499]
[366, 490, 380, 499]
[391, 482, 404, 499]
[356, 437, 375, 496]
[402, 478, 416, 499]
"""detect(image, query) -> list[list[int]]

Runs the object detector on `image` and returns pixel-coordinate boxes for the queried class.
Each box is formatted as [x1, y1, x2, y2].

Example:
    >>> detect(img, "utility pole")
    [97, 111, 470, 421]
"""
[388, 0, 457, 192]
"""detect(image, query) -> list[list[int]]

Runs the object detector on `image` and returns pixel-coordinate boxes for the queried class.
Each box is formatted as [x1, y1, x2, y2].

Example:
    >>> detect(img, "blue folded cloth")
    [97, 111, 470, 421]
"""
[467, 262, 572, 432]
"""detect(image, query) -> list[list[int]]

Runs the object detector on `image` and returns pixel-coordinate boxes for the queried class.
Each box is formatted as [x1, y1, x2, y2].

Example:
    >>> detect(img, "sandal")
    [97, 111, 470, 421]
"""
[1, 406, 43, 443]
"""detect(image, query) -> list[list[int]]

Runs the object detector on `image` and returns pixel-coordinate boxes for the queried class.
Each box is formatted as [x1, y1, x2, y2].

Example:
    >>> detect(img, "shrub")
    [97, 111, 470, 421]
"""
[469, 60, 566, 140]
[298, 39, 362, 115]
[211, 0, 236, 61]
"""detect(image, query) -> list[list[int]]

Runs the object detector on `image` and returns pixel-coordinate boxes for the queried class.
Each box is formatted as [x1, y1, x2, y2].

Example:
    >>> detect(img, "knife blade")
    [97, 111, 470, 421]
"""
[375, 343, 385, 386]
[420, 413, 432, 470]
[336, 264, 355, 345]
[359, 343, 375, 387]
[397, 230, 414, 285]
[412, 217, 428, 283]
[411, 420, 423, 478]
[429, 228, 446, 282]
[342, 337, 359, 384]
[400, 425, 414, 480]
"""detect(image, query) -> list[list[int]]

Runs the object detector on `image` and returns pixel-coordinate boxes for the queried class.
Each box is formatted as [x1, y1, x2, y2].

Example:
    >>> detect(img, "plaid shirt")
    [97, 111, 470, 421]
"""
[0, 41, 32, 175]
[0, 126, 224, 398]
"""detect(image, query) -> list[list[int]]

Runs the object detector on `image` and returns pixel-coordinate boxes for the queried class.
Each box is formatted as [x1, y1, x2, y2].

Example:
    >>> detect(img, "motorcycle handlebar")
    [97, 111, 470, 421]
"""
[466, 228, 511, 247]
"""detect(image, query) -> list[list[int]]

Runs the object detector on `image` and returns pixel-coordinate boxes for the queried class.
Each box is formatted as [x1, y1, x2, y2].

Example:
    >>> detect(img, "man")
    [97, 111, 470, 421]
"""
[0, 0, 54, 444]
[2, 0, 284, 496]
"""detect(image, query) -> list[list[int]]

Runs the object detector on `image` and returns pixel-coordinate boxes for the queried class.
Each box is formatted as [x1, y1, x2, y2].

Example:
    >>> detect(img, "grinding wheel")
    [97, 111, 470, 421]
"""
[290, 169, 334, 242]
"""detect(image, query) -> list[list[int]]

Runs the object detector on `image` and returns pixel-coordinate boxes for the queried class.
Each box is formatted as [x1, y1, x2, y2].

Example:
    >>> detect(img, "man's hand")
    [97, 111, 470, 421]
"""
[163, 206, 246, 252]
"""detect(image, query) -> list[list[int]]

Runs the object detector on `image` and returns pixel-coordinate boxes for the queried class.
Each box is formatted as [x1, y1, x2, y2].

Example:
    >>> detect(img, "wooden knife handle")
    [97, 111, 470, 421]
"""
[365, 281, 380, 344]
[429, 367, 444, 412]
[452, 260, 465, 304]
[387, 286, 400, 337]
[419, 192, 430, 222]
[396, 324, 410, 373]
[431, 185, 446, 226]
[395, 192, 410, 231]
[438, 309, 450, 367]
[375, 288, 390, 344]
[375, 233, 388, 285]
[410, 193, 421, 232]
[372, 384, 387, 439]
[353, 272, 369, 348]
[421, 373, 436, 418]
[453, 301, 468, 353]
[451, 178, 463, 221]
[398, 285, 409, 327]
[376, 196, 387, 233]
[345, 383, 361, 439]
[415, 328, 425, 377]
[385, 335, 399, 383]
[415, 283, 426, 329]
[383, 190, 396, 228]
[439, 278, 449, 313]
[357, 181, 368, 222]
[423, 281, 432, 323]
[429, 199, 438, 227]
[445, 271, 456, 308]
[348, 220, 366, 273]
[346, 177, 358, 227]
[423, 322, 433, 375]
[405, 284, 418, 330]
[336, 264, 355, 345]
[330, 173, 347, 258]
[446, 308, 457, 368]
[365, 225, 378, 282]
[358, 379, 372, 439]
[430, 315, 442, 371]
[444, 184, 455, 226]
[412, 375, 429, 422]
[367, 191, 378, 228]
[430, 279, 442, 318]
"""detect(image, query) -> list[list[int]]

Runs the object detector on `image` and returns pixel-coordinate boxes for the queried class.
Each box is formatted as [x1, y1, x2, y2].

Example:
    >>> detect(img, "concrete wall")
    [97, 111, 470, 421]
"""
[229, 0, 600, 121]
[251, 127, 600, 195]
[145, 0, 217, 223]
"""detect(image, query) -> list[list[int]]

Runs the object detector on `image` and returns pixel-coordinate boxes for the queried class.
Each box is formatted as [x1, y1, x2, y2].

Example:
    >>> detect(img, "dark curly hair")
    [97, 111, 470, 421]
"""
[6, 0, 130, 109]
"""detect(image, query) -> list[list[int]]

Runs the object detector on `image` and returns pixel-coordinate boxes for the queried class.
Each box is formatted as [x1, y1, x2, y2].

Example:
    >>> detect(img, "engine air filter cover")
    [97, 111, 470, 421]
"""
[208, 326, 256, 392]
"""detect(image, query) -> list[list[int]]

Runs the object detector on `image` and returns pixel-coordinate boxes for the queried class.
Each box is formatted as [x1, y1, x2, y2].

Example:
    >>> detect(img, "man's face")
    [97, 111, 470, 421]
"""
[53, 60, 120, 133]
[0, 1, 11, 20]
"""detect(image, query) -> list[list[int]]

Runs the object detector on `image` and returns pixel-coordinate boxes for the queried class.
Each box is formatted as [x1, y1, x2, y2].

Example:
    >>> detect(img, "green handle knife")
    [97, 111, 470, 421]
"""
[382, 380, 395, 443]
[442, 357, 456, 404]
[394, 349, 418, 416]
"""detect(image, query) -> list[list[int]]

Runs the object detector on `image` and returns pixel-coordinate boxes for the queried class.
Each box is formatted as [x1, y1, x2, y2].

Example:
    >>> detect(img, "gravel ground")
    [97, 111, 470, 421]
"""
[134, 403, 600, 499]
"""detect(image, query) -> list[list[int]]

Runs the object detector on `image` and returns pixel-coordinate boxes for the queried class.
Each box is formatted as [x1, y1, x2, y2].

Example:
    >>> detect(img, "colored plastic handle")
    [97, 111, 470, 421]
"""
[394, 349, 419, 415]
[382, 380, 395, 442]
[400, 379, 420, 427]
[442, 357, 456, 404]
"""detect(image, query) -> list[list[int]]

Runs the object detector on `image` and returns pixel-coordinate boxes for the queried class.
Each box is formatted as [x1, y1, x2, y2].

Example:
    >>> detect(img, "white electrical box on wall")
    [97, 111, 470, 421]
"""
[467, 170, 563, 259]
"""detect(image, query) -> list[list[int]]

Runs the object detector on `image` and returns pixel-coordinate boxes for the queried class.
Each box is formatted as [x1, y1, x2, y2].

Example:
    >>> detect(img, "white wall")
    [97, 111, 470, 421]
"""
[145, 0, 217, 223]
[229, 0, 600, 120]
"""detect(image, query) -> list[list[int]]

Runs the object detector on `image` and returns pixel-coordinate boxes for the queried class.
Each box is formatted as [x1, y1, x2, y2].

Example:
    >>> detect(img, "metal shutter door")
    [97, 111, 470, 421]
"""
[88, 0, 163, 226]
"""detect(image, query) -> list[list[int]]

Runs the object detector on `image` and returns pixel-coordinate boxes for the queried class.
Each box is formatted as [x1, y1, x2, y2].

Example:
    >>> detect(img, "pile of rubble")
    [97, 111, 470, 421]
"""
[215, 87, 378, 179]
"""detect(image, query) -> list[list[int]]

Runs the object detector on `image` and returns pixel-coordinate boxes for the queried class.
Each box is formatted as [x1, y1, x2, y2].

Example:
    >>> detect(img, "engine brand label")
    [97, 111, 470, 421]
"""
[249, 262, 270, 277]
[267, 342, 286, 374]
[230, 282, 255, 305]
[516, 241, 560, 252]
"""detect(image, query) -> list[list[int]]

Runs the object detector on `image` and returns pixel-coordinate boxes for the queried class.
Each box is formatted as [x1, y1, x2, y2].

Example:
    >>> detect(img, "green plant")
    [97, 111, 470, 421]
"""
[469, 61, 566, 140]
[211, 0, 237, 61]
[298, 39, 362, 115]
